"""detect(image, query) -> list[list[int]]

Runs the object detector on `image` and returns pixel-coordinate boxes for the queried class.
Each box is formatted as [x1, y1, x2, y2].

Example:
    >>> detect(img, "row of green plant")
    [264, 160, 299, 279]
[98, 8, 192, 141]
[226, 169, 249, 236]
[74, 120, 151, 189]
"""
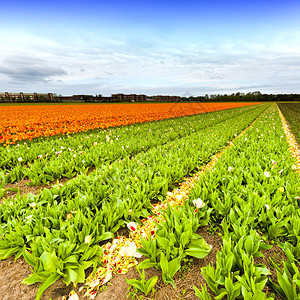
[138, 203, 212, 287]
[278, 102, 300, 144]
[198, 227, 272, 300]
[0, 104, 263, 185]
[279, 102, 300, 113]
[126, 202, 213, 298]
[0, 105, 268, 299]
[184, 104, 300, 299]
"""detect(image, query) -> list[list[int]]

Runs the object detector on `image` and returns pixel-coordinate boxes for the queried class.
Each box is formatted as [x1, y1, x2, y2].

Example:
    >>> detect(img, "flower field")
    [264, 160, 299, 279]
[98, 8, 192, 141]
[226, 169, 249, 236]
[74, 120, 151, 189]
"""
[0, 103, 261, 187]
[0, 102, 300, 300]
[0, 102, 258, 145]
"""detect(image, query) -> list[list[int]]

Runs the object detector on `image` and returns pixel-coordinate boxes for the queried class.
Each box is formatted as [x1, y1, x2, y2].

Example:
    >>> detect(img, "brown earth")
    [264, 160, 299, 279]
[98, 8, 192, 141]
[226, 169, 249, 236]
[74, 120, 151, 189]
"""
[3, 178, 56, 199]
[2, 167, 96, 201]
[0, 256, 73, 300]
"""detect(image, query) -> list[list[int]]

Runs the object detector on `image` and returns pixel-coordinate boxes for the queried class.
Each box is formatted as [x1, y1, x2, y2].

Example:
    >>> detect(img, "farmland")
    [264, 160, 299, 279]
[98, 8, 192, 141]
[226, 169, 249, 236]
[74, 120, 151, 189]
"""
[0, 102, 300, 300]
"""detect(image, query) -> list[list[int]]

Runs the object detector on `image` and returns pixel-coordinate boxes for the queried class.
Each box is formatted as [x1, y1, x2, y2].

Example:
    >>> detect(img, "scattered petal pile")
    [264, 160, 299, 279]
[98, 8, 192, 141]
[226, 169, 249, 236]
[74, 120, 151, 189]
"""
[82, 236, 140, 298]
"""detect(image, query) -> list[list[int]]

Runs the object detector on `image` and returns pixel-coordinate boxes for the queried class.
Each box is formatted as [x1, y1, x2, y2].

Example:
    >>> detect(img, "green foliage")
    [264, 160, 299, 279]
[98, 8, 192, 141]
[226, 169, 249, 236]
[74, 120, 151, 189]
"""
[21, 241, 104, 299]
[126, 269, 158, 297]
[202, 229, 272, 300]
[194, 284, 212, 300]
[269, 242, 300, 299]
[138, 204, 212, 286]
[278, 103, 300, 144]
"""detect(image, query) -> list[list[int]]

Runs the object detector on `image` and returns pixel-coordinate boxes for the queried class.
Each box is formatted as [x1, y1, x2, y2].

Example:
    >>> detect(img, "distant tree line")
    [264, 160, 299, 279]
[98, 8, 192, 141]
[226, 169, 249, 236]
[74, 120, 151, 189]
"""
[181, 91, 300, 102]
[1, 91, 300, 103]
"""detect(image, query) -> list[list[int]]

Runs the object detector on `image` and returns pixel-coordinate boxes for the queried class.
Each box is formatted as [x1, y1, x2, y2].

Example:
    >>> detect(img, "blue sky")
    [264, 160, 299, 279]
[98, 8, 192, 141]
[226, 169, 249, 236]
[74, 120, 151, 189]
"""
[1, 0, 300, 96]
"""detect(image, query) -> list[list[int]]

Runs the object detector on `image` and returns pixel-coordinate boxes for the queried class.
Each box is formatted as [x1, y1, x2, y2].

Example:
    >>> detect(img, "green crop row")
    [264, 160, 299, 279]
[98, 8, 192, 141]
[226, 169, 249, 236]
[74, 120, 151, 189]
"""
[0, 104, 263, 186]
[0, 104, 268, 299]
[278, 103, 300, 144]
[186, 104, 300, 299]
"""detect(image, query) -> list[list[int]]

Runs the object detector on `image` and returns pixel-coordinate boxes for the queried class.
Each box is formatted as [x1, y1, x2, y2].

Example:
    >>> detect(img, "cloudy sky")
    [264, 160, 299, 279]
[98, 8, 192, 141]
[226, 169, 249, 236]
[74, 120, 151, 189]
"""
[1, 0, 300, 96]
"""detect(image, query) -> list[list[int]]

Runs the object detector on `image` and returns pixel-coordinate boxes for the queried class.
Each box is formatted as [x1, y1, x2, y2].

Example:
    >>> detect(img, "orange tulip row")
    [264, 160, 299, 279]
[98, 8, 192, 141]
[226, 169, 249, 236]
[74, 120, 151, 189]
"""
[0, 102, 259, 144]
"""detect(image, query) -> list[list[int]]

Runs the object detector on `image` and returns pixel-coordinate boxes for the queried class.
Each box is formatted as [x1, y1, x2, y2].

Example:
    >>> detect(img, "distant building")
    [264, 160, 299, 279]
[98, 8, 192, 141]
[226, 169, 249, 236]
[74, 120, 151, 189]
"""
[0, 92, 181, 103]
[58, 96, 77, 102]
[111, 93, 125, 102]
[152, 95, 181, 102]
[111, 93, 147, 102]
[96, 96, 112, 103]
[0, 92, 53, 102]
[137, 94, 147, 102]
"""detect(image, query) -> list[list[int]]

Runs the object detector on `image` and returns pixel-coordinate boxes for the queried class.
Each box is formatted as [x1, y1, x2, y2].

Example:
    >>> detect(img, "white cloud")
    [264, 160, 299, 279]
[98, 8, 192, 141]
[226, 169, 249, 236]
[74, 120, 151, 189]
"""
[0, 54, 67, 83]
[1, 27, 300, 95]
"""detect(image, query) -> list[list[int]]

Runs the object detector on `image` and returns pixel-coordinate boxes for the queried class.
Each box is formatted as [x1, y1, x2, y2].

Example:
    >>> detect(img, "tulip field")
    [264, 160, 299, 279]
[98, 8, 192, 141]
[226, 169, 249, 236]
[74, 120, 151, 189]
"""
[0, 102, 256, 145]
[0, 102, 300, 300]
